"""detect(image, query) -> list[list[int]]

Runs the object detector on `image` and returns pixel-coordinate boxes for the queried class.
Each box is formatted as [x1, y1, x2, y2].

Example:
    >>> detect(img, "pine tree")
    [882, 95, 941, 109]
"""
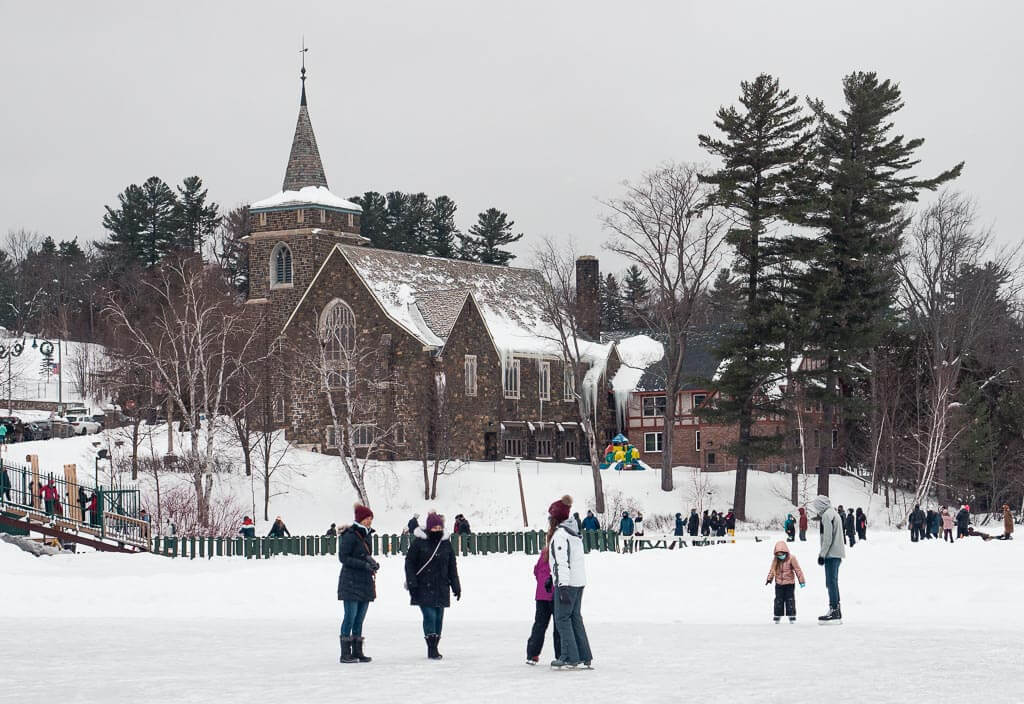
[600, 273, 626, 330]
[100, 177, 180, 269]
[703, 267, 744, 327]
[698, 73, 813, 519]
[215, 206, 250, 294]
[465, 208, 522, 265]
[175, 176, 221, 255]
[350, 191, 389, 249]
[793, 72, 963, 494]
[426, 195, 459, 259]
[622, 264, 650, 328]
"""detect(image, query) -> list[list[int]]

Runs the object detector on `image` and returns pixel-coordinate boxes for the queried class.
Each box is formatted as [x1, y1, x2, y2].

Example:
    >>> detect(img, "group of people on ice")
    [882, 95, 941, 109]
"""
[334, 495, 593, 669]
[907, 503, 1015, 542]
[783, 506, 866, 546]
[672, 509, 737, 538]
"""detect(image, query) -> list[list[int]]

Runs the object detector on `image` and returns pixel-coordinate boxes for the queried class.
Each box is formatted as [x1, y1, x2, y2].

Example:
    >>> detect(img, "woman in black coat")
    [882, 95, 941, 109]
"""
[337, 504, 379, 664]
[404, 512, 461, 660]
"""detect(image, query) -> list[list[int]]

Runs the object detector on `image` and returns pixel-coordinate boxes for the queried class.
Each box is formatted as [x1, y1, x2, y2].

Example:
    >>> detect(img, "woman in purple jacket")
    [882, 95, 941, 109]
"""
[525, 547, 561, 665]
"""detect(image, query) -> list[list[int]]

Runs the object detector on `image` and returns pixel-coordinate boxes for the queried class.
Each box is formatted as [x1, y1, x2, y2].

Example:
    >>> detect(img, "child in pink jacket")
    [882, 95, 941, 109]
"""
[525, 548, 561, 664]
[765, 540, 806, 623]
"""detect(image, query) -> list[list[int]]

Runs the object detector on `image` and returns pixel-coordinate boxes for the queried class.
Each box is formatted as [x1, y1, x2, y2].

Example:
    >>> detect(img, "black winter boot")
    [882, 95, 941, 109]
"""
[426, 634, 443, 660]
[340, 636, 357, 663]
[352, 637, 372, 663]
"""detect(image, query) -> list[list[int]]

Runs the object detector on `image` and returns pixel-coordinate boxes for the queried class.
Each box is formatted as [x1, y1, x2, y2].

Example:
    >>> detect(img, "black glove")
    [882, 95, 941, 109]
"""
[817, 556, 825, 566]
[454, 591, 461, 601]
[544, 575, 553, 593]
[558, 586, 571, 604]
[367, 557, 380, 572]
[765, 578, 772, 585]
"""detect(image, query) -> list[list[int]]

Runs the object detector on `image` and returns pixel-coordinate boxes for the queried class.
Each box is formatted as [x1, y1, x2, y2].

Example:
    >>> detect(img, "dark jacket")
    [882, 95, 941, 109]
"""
[844, 512, 855, 534]
[928, 511, 941, 532]
[956, 508, 970, 529]
[798, 508, 808, 531]
[582, 515, 600, 531]
[674, 515, 685, 536]
[687, 511, 700, 535]
[725, 512, 736, 530]
[268, 519, 290, 537]
[619, 516, 634, 536]
[337, 524, 377, 602]
[909, 508, 926, 527]
[405, 529, 461, 608]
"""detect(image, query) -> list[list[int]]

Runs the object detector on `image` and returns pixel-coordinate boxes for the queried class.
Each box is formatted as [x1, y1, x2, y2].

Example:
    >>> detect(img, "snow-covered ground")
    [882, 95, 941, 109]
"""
[4, 425, 912, 536]
[0, 334, 104, 407]
[4, 530, 1022, 702]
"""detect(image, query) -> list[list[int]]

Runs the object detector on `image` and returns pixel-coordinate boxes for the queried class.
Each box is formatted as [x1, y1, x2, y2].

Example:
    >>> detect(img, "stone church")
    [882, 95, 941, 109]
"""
[243, 73, 619, 462]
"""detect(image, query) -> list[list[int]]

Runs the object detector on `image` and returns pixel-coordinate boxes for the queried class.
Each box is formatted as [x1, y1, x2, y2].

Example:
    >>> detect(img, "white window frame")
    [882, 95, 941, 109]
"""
[538, 361, 550, 401]
[297, 208, 305, 224]
[464, 355, 477, 397]
[270, 242, 293, 288]
[258, 212, 267, 227]
[394, 425, 406, 445]
[347, 213, 355, 228]
[504, 359, 521, 399]
[563, 366, 575, 401]
[353, 424, 373, 447]
[504, 437, 525, 458]
[644, 432, 663, 453]
[319, 208, 326, 223]
[692, 393, 707, 409]
[564, 438, 577, 459]
[273, 396, 285, 424]
[325, 425, 339, 449]
[642, 395, 666, 417]
[536, 438, 553, 457]
[695, 430, 701, 451]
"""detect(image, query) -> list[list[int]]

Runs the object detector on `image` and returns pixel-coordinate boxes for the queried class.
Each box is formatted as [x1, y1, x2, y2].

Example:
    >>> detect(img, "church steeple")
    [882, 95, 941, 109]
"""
[282, 46, 328, 192]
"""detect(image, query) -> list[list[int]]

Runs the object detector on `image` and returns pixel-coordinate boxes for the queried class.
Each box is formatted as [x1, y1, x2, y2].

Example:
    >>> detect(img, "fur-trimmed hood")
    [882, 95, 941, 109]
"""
[414, 526, 452, 541]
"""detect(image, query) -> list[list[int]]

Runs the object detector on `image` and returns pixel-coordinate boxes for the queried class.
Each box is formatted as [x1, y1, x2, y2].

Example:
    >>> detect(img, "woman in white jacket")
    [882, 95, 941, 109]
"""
[547, 495, 593, 669]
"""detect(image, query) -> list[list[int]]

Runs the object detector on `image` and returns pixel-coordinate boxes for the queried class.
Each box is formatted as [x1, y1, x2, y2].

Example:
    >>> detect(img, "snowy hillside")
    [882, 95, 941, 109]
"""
[0, 332, 106, 407]
[11, 425, 909, 536]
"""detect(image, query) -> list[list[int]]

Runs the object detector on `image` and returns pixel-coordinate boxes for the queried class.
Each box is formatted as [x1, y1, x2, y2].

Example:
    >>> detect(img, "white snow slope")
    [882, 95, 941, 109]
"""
[3, 531, 1022, 702]
[6, 426, 911, 536]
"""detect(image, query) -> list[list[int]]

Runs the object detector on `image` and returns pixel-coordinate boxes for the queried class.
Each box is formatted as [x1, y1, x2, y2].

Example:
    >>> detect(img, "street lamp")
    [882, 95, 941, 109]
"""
[95, 448, 110, 488]
[0, 339, 26, 415]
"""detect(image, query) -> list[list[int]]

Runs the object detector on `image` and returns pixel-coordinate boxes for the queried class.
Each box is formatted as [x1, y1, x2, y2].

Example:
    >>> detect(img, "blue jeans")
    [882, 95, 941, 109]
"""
[420, 606, 445, 636]
[824, 557, 841, 609]
[341, 600, 369, 637]
[553, 586, 592, 664]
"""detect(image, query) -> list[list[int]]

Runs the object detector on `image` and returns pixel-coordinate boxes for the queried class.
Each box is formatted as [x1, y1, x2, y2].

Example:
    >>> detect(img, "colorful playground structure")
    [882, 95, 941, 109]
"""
[599, 434, 647, 471]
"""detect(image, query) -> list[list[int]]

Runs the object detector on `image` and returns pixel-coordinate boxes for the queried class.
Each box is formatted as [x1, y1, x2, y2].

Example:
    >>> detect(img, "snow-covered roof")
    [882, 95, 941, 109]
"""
[611, 334, 665, 394]
[250, 186, 362, 212]
[335, 245, 568, 356]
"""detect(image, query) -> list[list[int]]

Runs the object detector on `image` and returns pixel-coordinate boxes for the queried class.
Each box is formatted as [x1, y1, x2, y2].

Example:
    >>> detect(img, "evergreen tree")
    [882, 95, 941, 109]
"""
[100, 177, 180, 269]
[793, 72, 963, 494]
[426, 195, 459, 259]
[215, 206, 250, 294]
[175, 176, 221, 254]
[0, 250, 14, 330]
[703, 267, 744, 328]
[465, 208, 522, 265]
[622, 264, 650, 328]
[600, 273, 626, 330]
[350, 191, 389, 249]
[697, 73, 813, 519]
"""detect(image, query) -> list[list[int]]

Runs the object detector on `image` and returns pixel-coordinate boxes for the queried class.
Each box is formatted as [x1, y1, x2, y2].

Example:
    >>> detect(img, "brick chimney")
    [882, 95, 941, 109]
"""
[575, 255, 600, 340]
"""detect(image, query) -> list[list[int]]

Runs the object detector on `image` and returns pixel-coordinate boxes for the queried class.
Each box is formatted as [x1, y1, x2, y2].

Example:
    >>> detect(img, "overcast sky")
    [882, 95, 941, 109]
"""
[1, 1, 1020, 273]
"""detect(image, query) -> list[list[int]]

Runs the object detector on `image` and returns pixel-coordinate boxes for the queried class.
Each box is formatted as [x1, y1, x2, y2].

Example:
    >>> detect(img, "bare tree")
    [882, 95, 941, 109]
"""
[288, 315, 404, 508]
[409, 367, 464, 500]
[104, 256, 265, 526]
[603, 162, 725, 491]
[896, 192, 1018, 513]
[534, 238, 608, 514]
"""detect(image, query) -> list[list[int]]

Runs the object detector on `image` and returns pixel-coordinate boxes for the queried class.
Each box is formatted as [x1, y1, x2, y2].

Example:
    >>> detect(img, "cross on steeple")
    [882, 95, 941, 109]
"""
[299, 38, 309, 106]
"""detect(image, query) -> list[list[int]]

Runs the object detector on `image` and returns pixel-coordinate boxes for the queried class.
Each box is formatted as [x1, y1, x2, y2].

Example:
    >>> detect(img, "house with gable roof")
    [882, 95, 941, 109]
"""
[244, 70, 619, 462]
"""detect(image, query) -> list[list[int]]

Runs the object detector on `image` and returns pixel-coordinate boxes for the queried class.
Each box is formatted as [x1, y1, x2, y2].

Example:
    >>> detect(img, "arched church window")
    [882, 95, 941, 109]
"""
[321, 299, 357, 387]
[271, 243, 293, 286]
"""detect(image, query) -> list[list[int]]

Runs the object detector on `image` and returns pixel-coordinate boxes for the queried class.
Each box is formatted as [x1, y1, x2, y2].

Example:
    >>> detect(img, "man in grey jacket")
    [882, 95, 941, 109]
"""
[809, 495, 845, 624]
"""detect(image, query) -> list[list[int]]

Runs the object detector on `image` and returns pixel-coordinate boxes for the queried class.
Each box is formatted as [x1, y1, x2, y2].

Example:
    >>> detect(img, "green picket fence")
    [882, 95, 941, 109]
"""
[151, 530, 619, 559]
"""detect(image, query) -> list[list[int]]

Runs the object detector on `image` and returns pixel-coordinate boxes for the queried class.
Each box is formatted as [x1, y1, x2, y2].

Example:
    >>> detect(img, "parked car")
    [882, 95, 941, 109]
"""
[91, 413, 106, 428]
[64, 415, 101, 435]
[22, 421, 53, 441]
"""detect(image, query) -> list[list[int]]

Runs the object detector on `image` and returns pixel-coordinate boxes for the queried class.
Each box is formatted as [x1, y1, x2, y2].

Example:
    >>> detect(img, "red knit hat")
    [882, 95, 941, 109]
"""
[354, 504, 374, 523]
[548, 495, 573, 523]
